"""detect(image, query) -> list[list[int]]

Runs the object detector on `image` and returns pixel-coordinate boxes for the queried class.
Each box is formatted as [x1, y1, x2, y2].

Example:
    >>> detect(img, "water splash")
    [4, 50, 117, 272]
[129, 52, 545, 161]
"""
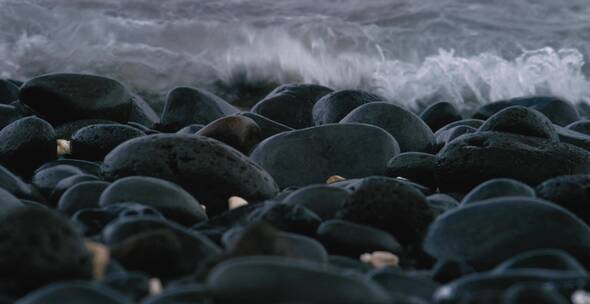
[1, 0, 589, 112]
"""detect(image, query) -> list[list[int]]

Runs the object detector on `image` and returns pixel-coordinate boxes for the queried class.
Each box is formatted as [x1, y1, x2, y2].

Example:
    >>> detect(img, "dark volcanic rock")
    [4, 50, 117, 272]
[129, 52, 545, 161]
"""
[424, 197, 590, 270]
[250, 123, 399, 188]
[31, 164, 84, 198]
[0, 165, 38, 200]
[99, 176, 207, 226]
[102, 134, 279, 216]
[317, 219, 402, 257]
[207, 256, 390, 304]
[246, 202, 321, 236]
[461, 178, 535, 205]
[472, 96, 579, 126]
[0, 117, 56, 177]
[0, 79, 19, 104]
[386, 152, 436, 188]
[502, 283, 570, 304]
[478, 106, 558, 141]
[252, 83, 333, 129]
[54, 119, 118, 139]
[196, 115, 261, 154]
[16, 282, 129, 304]
[493, 249, 587, 274]
[57, 181, 110, 215]
[536, 174, 590, 224]
[420, 101, 462, 132]
[335, 176, 433, 245]
[175, 124, 204, 134]
[19, 73, 135, 125]
[70, 124, 145, 161]
[567, 119, 590, 135]
[159, 86, 238, 131]
[48, 174, 99, 206]
[435, 131, 590, 192]
[312, 89, 385, 125]
[0, 104, 22, 130]
[371, 269, 440, 302]
[100, 271, 149, 302]
[0, 188, 24, 217]
[340, 102, 435, 152]
[239, 111, 293, 140]
[0, 208, 93, 297]
[141, 285, 208, 304]
[103, 217, 221, 278]
[282, 185, 350, 220]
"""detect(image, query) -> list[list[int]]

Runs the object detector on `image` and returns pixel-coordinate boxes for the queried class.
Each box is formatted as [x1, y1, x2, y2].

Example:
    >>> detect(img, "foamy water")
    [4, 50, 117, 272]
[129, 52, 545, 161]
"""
[1, 0, 590, 111]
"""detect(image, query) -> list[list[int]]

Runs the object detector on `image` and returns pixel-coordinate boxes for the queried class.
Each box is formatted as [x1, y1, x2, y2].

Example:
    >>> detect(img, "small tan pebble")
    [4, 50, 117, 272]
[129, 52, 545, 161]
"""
[149, 278, 163, 295]
[228, 196, 248, 209]
[326, 175, 346, 184]
[85, 240, 110, 280]
[360, 251, 399, 269]
[56, 139, 71, 156]
[572, 290, 590, 304]
[200, 204, 207, 210]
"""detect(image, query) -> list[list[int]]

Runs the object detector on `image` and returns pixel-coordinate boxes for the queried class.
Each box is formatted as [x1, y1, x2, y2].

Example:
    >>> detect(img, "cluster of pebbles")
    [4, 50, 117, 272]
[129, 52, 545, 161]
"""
[0, 73, 590, 303]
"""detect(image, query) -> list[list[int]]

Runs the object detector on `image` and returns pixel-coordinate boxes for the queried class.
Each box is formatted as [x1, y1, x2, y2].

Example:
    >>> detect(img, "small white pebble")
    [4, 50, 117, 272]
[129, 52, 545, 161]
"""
[56, 139, 71, 156]
[84, 240, 110, 280]
[359, 251, 399, 268]
[572, 290, 590, 304]
[149, 278, 163, 295]
[326, 175, 346, 184]
[228, 196, 248, 209]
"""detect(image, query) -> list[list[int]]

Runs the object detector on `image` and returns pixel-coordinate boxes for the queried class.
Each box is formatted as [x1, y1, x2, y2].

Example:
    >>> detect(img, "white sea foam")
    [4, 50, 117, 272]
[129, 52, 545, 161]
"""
[1, 0, 590, 111]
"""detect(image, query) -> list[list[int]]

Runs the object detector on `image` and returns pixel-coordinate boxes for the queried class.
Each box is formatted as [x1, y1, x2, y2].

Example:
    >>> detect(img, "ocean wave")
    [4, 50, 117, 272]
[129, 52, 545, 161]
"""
[1, 0, 589, 112]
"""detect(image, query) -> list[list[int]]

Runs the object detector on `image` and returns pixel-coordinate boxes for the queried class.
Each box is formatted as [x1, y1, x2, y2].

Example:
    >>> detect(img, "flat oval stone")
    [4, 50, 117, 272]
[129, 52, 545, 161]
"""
[434, 270, 587, 304]
[371, 269, 440, 302]
[0, 79, 19, 104]
[312, 89, 385, 125]
[196, 115, 261, 154]
[0, 104, 22, 130]
[461, 178, 536, 205]
[424, 197, 590, 270]
[142, 285, 208, 304]
[175, 124, 204, 134]
[567, 120, 590, 135]
[38, 159, 102, 176]
[70, 124, 145, 161]
[102, 134, 279, 216]
[493, 249, 586, 274]
[207, 256, 390, 304]
[282, 185, 350, 220]
[0, 208, 93, 297]
[246, 202, 321, 236]
[19, 73, 134, 125]
[536, 174, 590, 224]
[159, 87, 238, 131]
[0, 165, 37, 200]
[103, 217, 221, 278]
[54, 119, 118, 140]
[335, 176, 433, 245]
[57, 181, 110, 215]
[0, 117, 56, 177]
[49, 174, 100, 206]
[473, 96, 579, 126]
[317, 219, 402, 257]
[100, 271, 149, 302]
[435, 132, 590, 192]
[250, 123, 399, 188]
[15, 282, 130, 304]
[420, 102, 462, 132]
[478, 106, 558, 141]
[502, 283, 570, 304]
[99, 176, 207, 226]
[386, 152, 436, 188]
[31, 164, 84, 198]
[238, 112, 293, 140]
[427, 194, 460, 216]
[0, 188, 24, 217]
[341, 102, 435, 152]
[252, 83, 332, 129]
